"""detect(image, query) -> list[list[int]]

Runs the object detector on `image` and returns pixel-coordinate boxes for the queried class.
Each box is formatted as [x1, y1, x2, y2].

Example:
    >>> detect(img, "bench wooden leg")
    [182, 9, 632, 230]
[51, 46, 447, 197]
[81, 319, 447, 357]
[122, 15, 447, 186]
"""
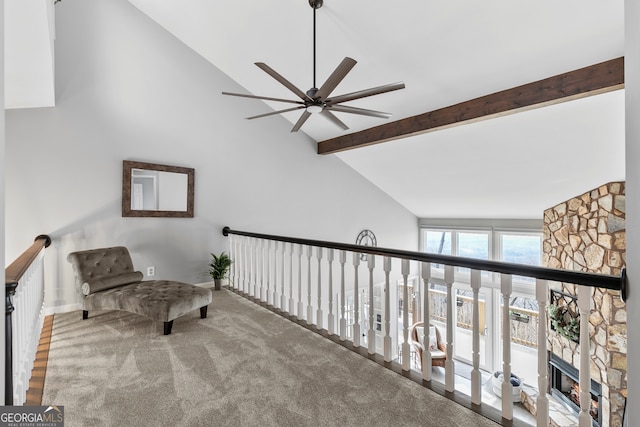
[200, 306, 208, 319]
[164, 320, 173, 335]
[82, 310, 88, 320]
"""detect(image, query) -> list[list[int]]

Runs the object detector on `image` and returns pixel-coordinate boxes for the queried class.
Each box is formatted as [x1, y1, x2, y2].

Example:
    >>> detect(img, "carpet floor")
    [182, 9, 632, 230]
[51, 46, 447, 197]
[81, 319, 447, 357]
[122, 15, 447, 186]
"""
[42, 288, 499, 427]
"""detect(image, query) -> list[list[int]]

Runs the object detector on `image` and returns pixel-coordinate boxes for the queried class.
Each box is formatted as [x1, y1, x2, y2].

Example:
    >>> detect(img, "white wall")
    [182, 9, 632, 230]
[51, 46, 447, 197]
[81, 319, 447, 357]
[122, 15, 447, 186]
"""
[1, 0, 6, 404]
[625, 0, 639, 422]
[4, 0, 417, 312]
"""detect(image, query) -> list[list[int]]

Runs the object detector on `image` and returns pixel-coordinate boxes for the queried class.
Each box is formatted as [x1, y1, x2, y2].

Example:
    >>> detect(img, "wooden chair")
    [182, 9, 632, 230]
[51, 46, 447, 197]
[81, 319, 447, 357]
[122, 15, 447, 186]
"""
[409, 321, 447, 368]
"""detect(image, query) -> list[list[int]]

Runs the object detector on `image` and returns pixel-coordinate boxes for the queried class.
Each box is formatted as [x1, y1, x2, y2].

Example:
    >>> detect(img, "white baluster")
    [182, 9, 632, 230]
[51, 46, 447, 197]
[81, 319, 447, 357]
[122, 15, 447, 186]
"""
[251, 238, 258, 298]
[257, 239, 262, 299]
[288, 242, 295, 314]
[262, 239, 268, 302]
[258, 239, 264, 301]
[501, 273, 513, 420]
[259, 240, 267, 302]
[244, 236, 249, 294]
[421, 262, 432, 381]
[297, 244, 304, 319]
[306, 246, 313, 324]
[266, 240, 273, 305]
[251, 238, 259, 298]
[273, 241, 279, 309]
[297, 244, 304, 320]
[316, 247, 324, 330]
[234, 236, 240, 291]
[578, 285, 592, 427]
[276, 241, 282, 308]
[535, 279, 549, 427]
[401, 259, 411, 371]
[244, 238, 249, 294]
[470, 269, 481, 404]
[228, 235, 235, 290]
[353, 253, 361, 348]
[339, 251, 347, 340]
[233, 236, 239, 290]
[280, 241, 286, 309]
[327, 248, 334, 335]
[239, 237, 245, 293]
[445, 265, 455, 392]
[383, 256, 392, 362]
[368, 255, 376, 355]
[232, 236, 239, 291]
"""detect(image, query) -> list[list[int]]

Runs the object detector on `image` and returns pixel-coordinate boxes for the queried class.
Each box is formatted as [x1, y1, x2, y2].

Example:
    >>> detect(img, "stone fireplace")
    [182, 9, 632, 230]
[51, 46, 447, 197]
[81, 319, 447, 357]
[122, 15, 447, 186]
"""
[543, 182, 627, 427]
[549, 352, 602, 425]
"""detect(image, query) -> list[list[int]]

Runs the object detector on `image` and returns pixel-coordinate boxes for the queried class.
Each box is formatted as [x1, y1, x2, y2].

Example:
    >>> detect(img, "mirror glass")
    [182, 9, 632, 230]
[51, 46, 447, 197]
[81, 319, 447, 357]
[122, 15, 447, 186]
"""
[122, 161, 194, 218]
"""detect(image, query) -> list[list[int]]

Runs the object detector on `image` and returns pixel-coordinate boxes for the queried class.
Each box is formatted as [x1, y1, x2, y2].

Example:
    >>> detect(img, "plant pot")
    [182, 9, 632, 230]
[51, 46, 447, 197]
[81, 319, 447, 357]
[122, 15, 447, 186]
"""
[213, 278, 227, 290]
[509, 313, 530, 323]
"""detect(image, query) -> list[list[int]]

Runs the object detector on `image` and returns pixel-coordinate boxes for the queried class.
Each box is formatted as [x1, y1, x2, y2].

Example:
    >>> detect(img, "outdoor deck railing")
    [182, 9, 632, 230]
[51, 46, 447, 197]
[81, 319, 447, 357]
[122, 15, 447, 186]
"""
[4, 235, 51, 405]
[222, 226, 625, 427]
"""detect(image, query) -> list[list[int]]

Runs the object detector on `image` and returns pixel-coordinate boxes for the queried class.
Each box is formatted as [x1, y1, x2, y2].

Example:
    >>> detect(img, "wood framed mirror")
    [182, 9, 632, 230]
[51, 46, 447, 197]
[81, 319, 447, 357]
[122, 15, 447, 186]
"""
[122, 160, 194, 218]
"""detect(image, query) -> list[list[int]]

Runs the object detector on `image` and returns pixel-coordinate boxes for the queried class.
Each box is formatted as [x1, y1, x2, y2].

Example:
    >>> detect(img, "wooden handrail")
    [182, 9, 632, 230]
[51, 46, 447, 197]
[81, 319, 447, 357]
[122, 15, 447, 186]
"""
[5, 235, 51, 286]
[222, 226, 626, 299]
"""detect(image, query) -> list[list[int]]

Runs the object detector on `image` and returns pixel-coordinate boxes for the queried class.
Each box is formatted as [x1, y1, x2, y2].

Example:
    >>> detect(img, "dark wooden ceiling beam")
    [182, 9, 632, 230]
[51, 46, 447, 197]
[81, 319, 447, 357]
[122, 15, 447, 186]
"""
[318, 57, 624, 155]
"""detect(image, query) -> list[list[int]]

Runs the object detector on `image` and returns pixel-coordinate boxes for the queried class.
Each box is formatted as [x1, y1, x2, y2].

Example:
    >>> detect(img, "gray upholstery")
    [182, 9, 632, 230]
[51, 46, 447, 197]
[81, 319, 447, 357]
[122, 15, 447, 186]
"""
[81, 271, 144, 295]
[67, 246, 212, 330]
[83, 280, 212, 322]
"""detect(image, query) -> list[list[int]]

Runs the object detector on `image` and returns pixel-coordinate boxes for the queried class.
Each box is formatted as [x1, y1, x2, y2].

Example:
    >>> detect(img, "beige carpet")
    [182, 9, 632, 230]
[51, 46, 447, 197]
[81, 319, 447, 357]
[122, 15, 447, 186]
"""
[42, 289, 499, 427]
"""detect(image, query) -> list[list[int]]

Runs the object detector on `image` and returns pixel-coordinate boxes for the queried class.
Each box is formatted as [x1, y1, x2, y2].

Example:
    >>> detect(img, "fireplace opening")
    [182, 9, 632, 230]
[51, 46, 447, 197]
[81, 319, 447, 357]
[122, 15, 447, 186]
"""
[549, 352, 601, 426]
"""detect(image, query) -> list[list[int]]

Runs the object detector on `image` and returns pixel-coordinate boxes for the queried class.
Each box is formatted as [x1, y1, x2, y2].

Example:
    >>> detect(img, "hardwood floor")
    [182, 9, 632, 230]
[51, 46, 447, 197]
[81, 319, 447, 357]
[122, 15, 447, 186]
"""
[24, 315, 54, 406]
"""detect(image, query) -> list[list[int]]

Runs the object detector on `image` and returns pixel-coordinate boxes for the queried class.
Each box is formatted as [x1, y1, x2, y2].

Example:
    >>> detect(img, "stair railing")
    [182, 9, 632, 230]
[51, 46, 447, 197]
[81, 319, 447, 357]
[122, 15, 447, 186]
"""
[222, 226, 625, 427]
[4, 235, 51, 405]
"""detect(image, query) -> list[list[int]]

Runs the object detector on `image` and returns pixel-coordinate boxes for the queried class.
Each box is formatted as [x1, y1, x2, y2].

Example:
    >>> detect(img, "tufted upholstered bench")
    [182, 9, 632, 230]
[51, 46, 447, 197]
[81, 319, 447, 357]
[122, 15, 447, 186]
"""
[67, 246, 212, 335]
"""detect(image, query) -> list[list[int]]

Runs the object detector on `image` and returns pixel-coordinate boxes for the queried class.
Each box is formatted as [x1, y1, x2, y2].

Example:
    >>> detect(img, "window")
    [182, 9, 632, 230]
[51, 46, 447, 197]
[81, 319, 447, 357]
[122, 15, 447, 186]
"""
[420, 223, 543, 376]
[423, 230, 451, 256]
[422, 229, 490, 260]
[422, 229, 490, 274]
[499, 232, 541, 266]
[498, 231, 542, 283]
[422, 227, 542, 270]
[458, 232, 490, 260]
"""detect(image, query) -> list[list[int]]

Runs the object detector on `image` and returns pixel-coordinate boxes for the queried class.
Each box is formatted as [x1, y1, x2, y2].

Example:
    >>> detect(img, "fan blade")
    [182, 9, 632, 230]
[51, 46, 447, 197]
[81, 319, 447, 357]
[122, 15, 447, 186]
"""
[326, 82, 405, 105]
[314, 57, 357, 101]
[222, 92, 304, 105]
[246, 106, 306, 120]
[320, 110, 349, 131]
[326, 104, 391, 119]
[255, 62, 311, 101]
[291, 111, 312, 132]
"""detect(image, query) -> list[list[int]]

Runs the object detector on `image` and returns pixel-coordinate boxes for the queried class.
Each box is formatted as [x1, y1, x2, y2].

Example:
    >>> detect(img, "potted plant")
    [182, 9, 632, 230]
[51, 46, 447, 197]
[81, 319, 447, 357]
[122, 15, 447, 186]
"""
[209, 252, 232, 290]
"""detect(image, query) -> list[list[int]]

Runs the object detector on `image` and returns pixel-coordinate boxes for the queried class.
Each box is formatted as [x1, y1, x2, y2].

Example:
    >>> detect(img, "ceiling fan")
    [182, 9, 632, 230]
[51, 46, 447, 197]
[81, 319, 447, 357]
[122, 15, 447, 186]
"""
[222, 0, 405, 133]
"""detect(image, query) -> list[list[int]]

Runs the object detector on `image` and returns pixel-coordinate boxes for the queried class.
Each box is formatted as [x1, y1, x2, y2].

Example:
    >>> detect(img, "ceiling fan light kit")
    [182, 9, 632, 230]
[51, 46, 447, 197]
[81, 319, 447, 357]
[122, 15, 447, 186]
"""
[222, 0, 405, 133]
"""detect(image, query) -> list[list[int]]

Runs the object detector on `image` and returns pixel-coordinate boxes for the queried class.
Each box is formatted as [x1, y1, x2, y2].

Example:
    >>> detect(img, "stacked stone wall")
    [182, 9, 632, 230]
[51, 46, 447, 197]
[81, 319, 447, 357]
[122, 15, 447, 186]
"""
[543, 182, 627, 427]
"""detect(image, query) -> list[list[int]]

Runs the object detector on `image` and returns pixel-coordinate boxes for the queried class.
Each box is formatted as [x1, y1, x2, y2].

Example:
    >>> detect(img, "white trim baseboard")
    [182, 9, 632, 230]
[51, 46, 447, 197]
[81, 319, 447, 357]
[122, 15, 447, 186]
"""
[195, 281, 215, 288]
[44, 302, 82, 316]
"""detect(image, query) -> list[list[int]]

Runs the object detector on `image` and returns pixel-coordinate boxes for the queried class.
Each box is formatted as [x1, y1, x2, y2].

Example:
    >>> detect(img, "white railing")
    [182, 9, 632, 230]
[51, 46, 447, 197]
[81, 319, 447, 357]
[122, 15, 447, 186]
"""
[5, 235, 51, 405]
[223, 227, 625, 427]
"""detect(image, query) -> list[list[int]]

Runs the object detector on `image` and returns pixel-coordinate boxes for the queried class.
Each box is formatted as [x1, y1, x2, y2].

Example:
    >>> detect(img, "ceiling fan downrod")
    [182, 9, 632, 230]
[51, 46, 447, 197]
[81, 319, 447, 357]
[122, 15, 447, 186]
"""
[307, 0, 323, 100]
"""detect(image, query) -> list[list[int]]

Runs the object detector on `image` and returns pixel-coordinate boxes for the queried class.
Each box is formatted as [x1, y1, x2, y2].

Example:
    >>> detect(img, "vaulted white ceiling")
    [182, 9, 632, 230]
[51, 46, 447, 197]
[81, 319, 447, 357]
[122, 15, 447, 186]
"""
[6, 0, 626, 219]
